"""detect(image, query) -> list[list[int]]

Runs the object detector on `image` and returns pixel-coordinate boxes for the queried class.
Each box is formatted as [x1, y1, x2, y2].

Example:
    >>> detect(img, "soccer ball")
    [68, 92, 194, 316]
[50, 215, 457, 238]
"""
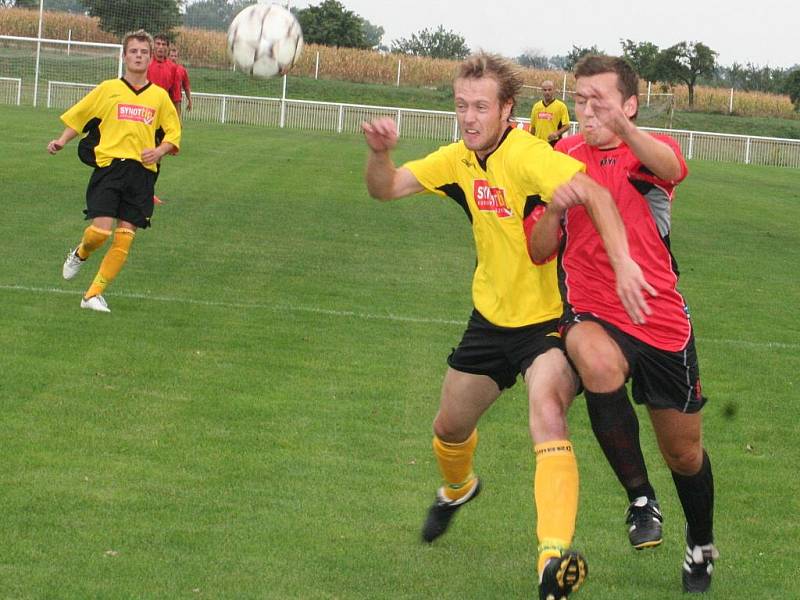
[227, 3, 304, 78]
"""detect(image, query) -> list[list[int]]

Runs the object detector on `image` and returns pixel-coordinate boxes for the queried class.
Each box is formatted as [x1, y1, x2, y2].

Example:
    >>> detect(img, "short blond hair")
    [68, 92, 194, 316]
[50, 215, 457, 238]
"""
[456, 52, 524, 113]
[122, 29, 153, 54]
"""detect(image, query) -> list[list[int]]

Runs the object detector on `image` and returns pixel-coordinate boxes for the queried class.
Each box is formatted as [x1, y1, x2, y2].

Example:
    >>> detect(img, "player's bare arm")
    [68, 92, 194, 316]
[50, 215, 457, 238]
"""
[585, 84, 682, 181]
[47, 127, 79, 154]
[141, 141, 176, 166]
[362, 117, 424, 200]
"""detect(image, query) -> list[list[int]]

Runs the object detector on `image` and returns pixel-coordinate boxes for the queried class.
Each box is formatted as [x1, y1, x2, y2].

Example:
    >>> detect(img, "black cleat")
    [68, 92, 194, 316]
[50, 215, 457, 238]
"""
[421, 479, 481, 543]
[682, 530, 719, 593]
[626, 496, 663, 549]
[539, 550, 588, 600]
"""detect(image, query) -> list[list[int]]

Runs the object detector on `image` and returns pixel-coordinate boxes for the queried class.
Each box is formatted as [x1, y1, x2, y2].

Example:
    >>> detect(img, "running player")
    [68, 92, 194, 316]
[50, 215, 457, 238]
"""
[527, 54, 718, 594]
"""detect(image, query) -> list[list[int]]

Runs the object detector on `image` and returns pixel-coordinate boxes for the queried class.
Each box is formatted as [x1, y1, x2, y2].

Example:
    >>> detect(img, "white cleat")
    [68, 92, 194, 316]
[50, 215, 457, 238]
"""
[80, 295, 110, 313]
[62, 247, 84, 280]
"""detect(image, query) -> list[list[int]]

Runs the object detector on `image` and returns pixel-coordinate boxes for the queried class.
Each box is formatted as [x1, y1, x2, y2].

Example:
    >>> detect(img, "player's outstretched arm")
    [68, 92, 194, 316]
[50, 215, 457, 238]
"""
[362, 117, 423, 201]
[47, 127, 79, 154]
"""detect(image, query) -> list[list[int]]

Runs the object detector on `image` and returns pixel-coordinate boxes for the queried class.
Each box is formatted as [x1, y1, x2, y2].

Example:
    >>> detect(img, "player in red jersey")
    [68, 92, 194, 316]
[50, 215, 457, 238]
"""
[526, 55, 718, 594]
[169, 45, 192, 117]
[146, 33, 177, 205]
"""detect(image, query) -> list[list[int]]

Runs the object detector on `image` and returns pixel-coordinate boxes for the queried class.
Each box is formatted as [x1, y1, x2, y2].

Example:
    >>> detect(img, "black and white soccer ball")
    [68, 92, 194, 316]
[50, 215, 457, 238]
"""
[227, 3, 304, 78]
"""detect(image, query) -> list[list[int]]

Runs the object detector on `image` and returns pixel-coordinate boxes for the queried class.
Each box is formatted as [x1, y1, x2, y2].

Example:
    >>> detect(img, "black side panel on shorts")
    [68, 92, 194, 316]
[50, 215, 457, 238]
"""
[437, 183, 472, 223]
[77, 117, 102, 168]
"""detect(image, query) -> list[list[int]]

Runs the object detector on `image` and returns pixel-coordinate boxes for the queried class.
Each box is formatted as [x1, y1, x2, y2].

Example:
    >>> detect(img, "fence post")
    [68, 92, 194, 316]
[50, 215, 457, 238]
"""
[280, 74, 287, 128]
[452, 116, 459, 142]
[67, 29, 72, 56]
[562, 74, 567, 100]
[314, 51, 319, 80]
[221, 96, 226, 124]
[647, 81, 651, 107]
[337, 104, 343, 133]
[745, 137, 751, 164]
[396, 59, 401, 87]
[396, 109, 402, 136]
[688, 131, 694, 160]
[729, 88, 734, 114]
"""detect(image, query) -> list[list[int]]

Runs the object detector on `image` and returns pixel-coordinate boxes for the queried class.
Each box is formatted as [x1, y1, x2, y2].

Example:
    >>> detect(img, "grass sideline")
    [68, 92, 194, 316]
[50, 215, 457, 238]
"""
[1, 104, 799, 598]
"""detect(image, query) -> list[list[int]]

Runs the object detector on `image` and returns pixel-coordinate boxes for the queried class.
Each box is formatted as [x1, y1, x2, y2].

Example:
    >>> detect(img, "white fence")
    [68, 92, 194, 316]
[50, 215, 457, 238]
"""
[38, 81, 800, 169]
[0, 76, 22, 105]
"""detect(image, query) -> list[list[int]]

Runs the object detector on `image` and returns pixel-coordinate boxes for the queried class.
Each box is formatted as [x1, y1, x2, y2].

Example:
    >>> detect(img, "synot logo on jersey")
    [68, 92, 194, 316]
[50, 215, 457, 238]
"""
[474, 179, 512, 218]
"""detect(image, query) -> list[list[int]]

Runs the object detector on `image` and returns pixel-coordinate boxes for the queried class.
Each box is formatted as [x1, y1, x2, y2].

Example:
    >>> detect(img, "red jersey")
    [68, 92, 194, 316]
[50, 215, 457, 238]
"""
[555, 133, 691, 351]
[147, 58, 178, 97]
[173, 63, 190, 102]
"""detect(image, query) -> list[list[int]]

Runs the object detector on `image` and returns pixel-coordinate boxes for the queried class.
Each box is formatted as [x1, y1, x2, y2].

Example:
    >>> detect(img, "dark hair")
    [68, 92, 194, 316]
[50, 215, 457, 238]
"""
[456, 52, 523, 113]
[153, 33, 170, 43]
[574, 55, 639, 117]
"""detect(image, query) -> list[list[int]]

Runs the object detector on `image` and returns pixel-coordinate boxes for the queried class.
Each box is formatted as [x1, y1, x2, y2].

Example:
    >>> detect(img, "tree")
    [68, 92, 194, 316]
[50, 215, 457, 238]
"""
[784, 69, 800, 110]
[565, 45, 603, 71]
[517, 48, 551, 70]
[79, 0, 183, 37]
[294, 0, 368, 49]
[620, 39, 660, 82]
[359, 17, 383, 49]
[391, 25, 469, 60]
[652, 41, 717, 108]
[184, 0, 251, 31]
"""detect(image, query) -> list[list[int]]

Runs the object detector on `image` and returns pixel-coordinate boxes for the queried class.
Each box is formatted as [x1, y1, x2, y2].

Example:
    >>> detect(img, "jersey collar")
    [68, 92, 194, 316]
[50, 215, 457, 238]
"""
[476, 125, 514, 171]
[121, 77, 152, 95]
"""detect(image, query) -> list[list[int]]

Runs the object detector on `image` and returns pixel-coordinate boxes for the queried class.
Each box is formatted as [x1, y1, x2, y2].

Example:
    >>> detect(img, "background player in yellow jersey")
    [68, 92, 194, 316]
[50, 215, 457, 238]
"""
[362, 53, 651, 600]
[47, 30, 181, 313]
[530, 80, 571, 147]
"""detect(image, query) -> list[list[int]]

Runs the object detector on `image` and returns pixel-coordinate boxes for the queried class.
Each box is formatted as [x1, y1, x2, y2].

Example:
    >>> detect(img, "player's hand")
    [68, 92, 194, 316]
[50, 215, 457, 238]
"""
[141, 147, 163, 165]
[614, 256, 657, 325]
[361, 117, 399, 153]
[551, 177, 587, 215]
[47, 140, 64, 154]
[547, 132, 559, 142]
[585, 84, 634, 139]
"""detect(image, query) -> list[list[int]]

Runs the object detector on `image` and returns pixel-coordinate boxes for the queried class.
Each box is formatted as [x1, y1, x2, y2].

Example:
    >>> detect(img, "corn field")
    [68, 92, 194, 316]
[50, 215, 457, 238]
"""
[1, 7, 796, 118]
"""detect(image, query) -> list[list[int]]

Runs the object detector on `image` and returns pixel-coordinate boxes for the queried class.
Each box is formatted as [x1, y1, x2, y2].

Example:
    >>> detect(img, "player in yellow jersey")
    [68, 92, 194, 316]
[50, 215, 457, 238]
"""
[47, 30, 181, 313]
[362, 53, 651, 600]
[530, 80, 571, 146]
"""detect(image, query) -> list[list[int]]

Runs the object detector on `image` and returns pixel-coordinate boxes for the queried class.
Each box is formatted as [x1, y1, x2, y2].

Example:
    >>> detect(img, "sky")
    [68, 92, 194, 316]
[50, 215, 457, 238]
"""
[286, 0, 798, 69]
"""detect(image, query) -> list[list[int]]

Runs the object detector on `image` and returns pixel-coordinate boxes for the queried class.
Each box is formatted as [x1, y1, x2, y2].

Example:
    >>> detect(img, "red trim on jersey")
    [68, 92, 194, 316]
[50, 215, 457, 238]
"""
[557, 134, 692, 351]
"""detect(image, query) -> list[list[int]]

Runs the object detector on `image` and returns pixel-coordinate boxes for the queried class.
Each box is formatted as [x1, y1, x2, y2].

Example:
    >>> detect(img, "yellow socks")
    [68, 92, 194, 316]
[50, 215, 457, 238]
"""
[534, 440, 579, 574]
[433, 430, 478, 502]
[85, 227, 135, 299]
[76, 225, 111, 259]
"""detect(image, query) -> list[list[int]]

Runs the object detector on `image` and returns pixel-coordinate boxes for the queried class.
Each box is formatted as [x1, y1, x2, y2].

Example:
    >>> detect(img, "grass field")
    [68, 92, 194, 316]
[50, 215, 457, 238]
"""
[1, 104, 799, 599]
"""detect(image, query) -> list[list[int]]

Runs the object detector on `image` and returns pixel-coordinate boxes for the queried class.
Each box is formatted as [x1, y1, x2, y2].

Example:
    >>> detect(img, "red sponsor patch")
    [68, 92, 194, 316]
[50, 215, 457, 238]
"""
[474, 179, 512, 218]
[117, 103, 156, 125]
[537, 112, 554, 120]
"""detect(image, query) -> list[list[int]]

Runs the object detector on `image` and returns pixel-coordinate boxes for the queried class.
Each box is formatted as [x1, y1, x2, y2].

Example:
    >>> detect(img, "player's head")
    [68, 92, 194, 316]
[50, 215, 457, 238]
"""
[169, 45, 178, 61]
[153, 33, 170, 60]
[122, 30, 153, 75]
[540, 80, 555, 102]
[574, 54, 639, 147]
[454, 53, 523, 157]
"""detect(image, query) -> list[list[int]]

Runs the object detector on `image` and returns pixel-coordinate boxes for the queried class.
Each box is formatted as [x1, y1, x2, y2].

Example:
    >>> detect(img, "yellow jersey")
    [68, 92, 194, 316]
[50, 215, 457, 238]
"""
[530, 98, 570, 142]
[404, 127, 584, 328]
[60, 78, 181, 173]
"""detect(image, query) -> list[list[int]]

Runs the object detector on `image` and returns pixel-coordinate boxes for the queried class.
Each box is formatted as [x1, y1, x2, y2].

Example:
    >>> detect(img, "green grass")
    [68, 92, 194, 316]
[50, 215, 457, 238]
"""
[1, 105, 799, 599]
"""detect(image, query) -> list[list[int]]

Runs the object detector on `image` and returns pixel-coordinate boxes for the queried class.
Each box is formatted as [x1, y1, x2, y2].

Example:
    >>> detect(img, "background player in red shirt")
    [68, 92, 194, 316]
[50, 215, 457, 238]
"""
[169, 45, 192, 117]
[527, 55, 718, 594]
[146, 33, 177, 204]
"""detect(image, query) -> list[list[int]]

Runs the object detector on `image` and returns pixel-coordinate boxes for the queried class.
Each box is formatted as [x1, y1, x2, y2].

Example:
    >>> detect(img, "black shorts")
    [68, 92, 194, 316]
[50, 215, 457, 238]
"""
[85, 158, 155, 229]
[447, 309, 565, 390]
[562, 313, 707, 413]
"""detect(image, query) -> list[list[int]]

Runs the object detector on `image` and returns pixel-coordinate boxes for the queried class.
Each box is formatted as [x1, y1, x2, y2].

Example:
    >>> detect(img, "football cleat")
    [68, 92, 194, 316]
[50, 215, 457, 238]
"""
[626, 496, 663, 549]
[80, 294, 111, 313]
[539, 550, 587, 600]
[62, 247, 84, 280]
[421, 479, 481, 543]
[682, 530, 719, 593]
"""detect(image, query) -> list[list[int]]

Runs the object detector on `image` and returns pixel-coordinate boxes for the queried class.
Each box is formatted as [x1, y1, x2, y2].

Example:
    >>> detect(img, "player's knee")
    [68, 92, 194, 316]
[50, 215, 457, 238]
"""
[432, 415, 470, 443]
[577, 352, 626, 391]
[663, 444, 703, 475]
